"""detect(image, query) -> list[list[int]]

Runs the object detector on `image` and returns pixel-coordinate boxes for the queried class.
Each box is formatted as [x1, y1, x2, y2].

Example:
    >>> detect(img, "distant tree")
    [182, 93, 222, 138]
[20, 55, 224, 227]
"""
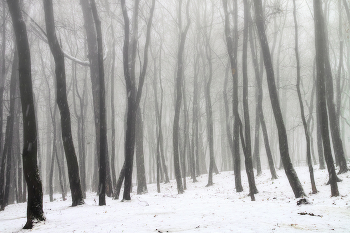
[7, 0, 45, 228]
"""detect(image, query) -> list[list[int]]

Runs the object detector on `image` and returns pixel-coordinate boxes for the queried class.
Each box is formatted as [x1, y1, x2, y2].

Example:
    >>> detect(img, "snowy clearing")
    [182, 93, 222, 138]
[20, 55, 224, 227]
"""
[1, 166, 349, 233]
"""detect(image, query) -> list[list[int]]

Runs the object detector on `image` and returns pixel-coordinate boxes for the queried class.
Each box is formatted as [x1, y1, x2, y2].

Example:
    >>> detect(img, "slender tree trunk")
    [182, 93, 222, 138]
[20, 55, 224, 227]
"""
[89, 0, 108, 205]
[7, 0, 45, 227]
[0, 0, 6, 157]
[253, 0, 305, 198]
[222, 0, 243, 192]
[242, 0, 257, 200]
[0, 47, 17, 210]
[204, 4, 216, 187]
[110, 25, 118, 196]
[43, 0, 84, 206]
[248, 17, 276, 179]
[136, 108, 147, 194]
[223, 66, 234, 170]
[313, 0, 340, 197]
[293, 0, 317, 194]
[173, 0, 190, 194]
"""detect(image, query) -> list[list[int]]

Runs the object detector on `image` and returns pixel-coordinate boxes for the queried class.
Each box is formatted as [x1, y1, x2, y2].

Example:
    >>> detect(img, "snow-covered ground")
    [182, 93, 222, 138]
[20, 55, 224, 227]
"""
[1, 166, 349, 233]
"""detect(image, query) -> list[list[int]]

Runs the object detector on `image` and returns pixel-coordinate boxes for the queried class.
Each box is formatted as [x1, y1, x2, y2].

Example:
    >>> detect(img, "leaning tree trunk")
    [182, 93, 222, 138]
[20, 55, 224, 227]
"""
[253, 0, 305, 198]
[43, 0, 84, 206]
[313, 0, 340, 197]
[293, 0, 317, 194]
[248, 15, 277, 180]
[7, 0, 45, 228]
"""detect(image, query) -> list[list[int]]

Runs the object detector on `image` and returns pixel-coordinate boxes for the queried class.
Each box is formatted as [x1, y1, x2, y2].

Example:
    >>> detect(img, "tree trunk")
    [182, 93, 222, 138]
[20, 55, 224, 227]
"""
[248, 16, 277, 180]
[242, 0, 257, 199]
[43, 0, 84, 206]
[136, 108, 147, 194]
[173, 0, 190, 194]
[222, 0, 243, 192]
[313, 0, 340, 197]
[204, 4, 216, 187]
[293, 0, 317, 194]
[7, 0, 45, 228]
[0, 47, 17, 210]
[253, 0, 305, 198]
[89, 0, 108, 206]
[110, 25, 118, 196]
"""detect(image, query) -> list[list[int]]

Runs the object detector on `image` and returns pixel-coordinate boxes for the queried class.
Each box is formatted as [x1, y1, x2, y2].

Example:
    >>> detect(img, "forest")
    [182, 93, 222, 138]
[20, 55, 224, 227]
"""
[0, 0, 350, 231]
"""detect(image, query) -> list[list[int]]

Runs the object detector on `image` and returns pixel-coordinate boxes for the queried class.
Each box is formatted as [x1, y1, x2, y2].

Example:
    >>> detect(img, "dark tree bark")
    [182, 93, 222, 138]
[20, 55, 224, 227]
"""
[293, 0, 317, 194]
[222, 0, 243, 192]
[7, 0, 45, 228]
[43, 0, 84, 206]
[242, 0, 258, 199]
[253, 0, 305, 198]
[79, 0, 99, 192]
[313, 0, 340, 197]
[89, 0, 108, 206]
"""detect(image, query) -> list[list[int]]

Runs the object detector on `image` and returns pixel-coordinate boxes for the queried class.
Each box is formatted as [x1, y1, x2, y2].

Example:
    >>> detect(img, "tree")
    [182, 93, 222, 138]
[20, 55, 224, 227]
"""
[252, 0, 305, 198]
[222, 0, 243, 192]
[119, 0, 155, 200]
[0, 48, 17, 210]
[248, 12, 277, 180]
[43, 0, 84, 206]
[203, 0, 216, 187]
[173, 0, 191, 194]
[293, 0, 317, 194]
[313, 0, 340, 197]
[7, 0, 45, 228]
[242, 0, 257, 199]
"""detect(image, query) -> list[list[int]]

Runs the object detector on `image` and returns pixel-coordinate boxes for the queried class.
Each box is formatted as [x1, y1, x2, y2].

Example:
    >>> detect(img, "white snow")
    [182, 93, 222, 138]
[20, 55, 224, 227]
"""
[1, 166, 349, 232]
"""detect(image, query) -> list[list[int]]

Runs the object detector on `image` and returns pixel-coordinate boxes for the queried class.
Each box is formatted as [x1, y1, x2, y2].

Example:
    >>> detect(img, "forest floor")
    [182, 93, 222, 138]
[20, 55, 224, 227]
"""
[1, 165, 350, 233]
